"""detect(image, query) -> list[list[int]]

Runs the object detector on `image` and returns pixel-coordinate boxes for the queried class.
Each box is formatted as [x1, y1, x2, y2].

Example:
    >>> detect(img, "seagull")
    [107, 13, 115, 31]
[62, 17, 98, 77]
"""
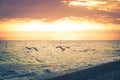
[56, 46, 70, 52]
[25, 47, 38, 51]
[31, 47, 38, 51]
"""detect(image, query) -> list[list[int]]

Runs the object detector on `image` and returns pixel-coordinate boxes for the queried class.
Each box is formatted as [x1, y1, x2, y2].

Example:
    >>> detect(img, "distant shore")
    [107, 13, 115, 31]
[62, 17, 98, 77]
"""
[46, 60, 120, 80]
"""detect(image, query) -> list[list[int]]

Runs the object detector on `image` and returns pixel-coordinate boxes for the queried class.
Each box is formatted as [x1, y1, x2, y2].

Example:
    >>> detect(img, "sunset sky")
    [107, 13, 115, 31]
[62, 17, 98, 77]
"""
[0, 0, 120, 40]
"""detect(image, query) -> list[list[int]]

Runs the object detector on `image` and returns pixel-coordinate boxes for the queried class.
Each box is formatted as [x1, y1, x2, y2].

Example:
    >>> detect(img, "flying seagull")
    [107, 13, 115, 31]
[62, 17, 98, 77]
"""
[56, 46, 70, 52]
[25, 47, 38, 51]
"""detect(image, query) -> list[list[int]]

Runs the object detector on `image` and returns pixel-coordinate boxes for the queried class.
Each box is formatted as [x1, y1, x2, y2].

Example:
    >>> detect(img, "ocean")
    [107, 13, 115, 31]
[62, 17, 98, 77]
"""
[0, 40, 120, 80]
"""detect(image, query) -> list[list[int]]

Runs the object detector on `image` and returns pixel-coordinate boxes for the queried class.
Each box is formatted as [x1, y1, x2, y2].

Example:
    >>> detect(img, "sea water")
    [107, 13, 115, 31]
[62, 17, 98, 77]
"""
[0, 40, 120, 80]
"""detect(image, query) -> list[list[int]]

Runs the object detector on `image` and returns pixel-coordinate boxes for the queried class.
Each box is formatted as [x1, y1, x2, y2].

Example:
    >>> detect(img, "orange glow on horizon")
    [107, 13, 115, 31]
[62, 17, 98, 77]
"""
[0, 17, 110, 32]
[0, 17, 120, 40]
[0, 31, 120, 40]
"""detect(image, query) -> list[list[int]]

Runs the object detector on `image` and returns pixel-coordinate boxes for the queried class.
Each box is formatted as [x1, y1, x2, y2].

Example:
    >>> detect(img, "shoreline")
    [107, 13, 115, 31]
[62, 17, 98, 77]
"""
[46, 60, 120, 80]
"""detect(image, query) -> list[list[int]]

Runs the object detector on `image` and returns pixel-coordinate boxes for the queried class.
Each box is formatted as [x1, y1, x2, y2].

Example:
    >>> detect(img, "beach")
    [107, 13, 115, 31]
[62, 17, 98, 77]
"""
[47, 60, 120, 80]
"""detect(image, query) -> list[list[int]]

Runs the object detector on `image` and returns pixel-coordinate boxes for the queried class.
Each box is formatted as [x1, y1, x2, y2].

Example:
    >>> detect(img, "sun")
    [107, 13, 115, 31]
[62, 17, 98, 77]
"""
[2, 17, 103, 32]
[14, 20, 101, 31]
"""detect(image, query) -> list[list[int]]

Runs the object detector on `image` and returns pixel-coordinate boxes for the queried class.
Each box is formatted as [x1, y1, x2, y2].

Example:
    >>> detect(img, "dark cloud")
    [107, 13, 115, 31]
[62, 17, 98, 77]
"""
[0, 0, 93, 18]
[87, 10, 120, 24]
[0, 0, 120, 24]
[0, 0, 68, 19]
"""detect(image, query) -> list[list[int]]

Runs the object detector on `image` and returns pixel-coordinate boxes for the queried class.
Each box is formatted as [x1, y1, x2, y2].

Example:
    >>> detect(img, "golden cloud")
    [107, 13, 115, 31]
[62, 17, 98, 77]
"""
[62, 0, 120, 12]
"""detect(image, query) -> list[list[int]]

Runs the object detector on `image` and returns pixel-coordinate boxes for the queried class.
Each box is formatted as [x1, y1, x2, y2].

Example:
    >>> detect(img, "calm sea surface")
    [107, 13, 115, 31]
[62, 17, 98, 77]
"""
[0, 40, 120, 80]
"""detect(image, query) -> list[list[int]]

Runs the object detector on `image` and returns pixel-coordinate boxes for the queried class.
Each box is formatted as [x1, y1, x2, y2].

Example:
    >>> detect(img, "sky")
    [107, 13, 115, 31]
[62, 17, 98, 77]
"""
[0, 0, 120, 40]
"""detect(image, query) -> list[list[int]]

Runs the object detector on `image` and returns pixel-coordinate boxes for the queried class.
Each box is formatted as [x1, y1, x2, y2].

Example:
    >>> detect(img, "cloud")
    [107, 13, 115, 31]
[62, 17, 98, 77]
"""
[0, 0, 68, 20]
[62, 0, 107, 6]
[0, 0, 120, 24]
[62, 0, 120, 24]
[62, 0, 120, 11]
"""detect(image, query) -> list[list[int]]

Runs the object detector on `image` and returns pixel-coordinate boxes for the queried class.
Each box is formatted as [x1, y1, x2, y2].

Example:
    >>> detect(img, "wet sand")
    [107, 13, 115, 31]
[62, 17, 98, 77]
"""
[46, 60, 120, 80]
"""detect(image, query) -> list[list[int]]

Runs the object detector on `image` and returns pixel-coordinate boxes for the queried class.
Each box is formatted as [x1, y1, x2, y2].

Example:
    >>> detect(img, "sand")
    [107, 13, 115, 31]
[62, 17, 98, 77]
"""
[46, 60, 120, 80]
